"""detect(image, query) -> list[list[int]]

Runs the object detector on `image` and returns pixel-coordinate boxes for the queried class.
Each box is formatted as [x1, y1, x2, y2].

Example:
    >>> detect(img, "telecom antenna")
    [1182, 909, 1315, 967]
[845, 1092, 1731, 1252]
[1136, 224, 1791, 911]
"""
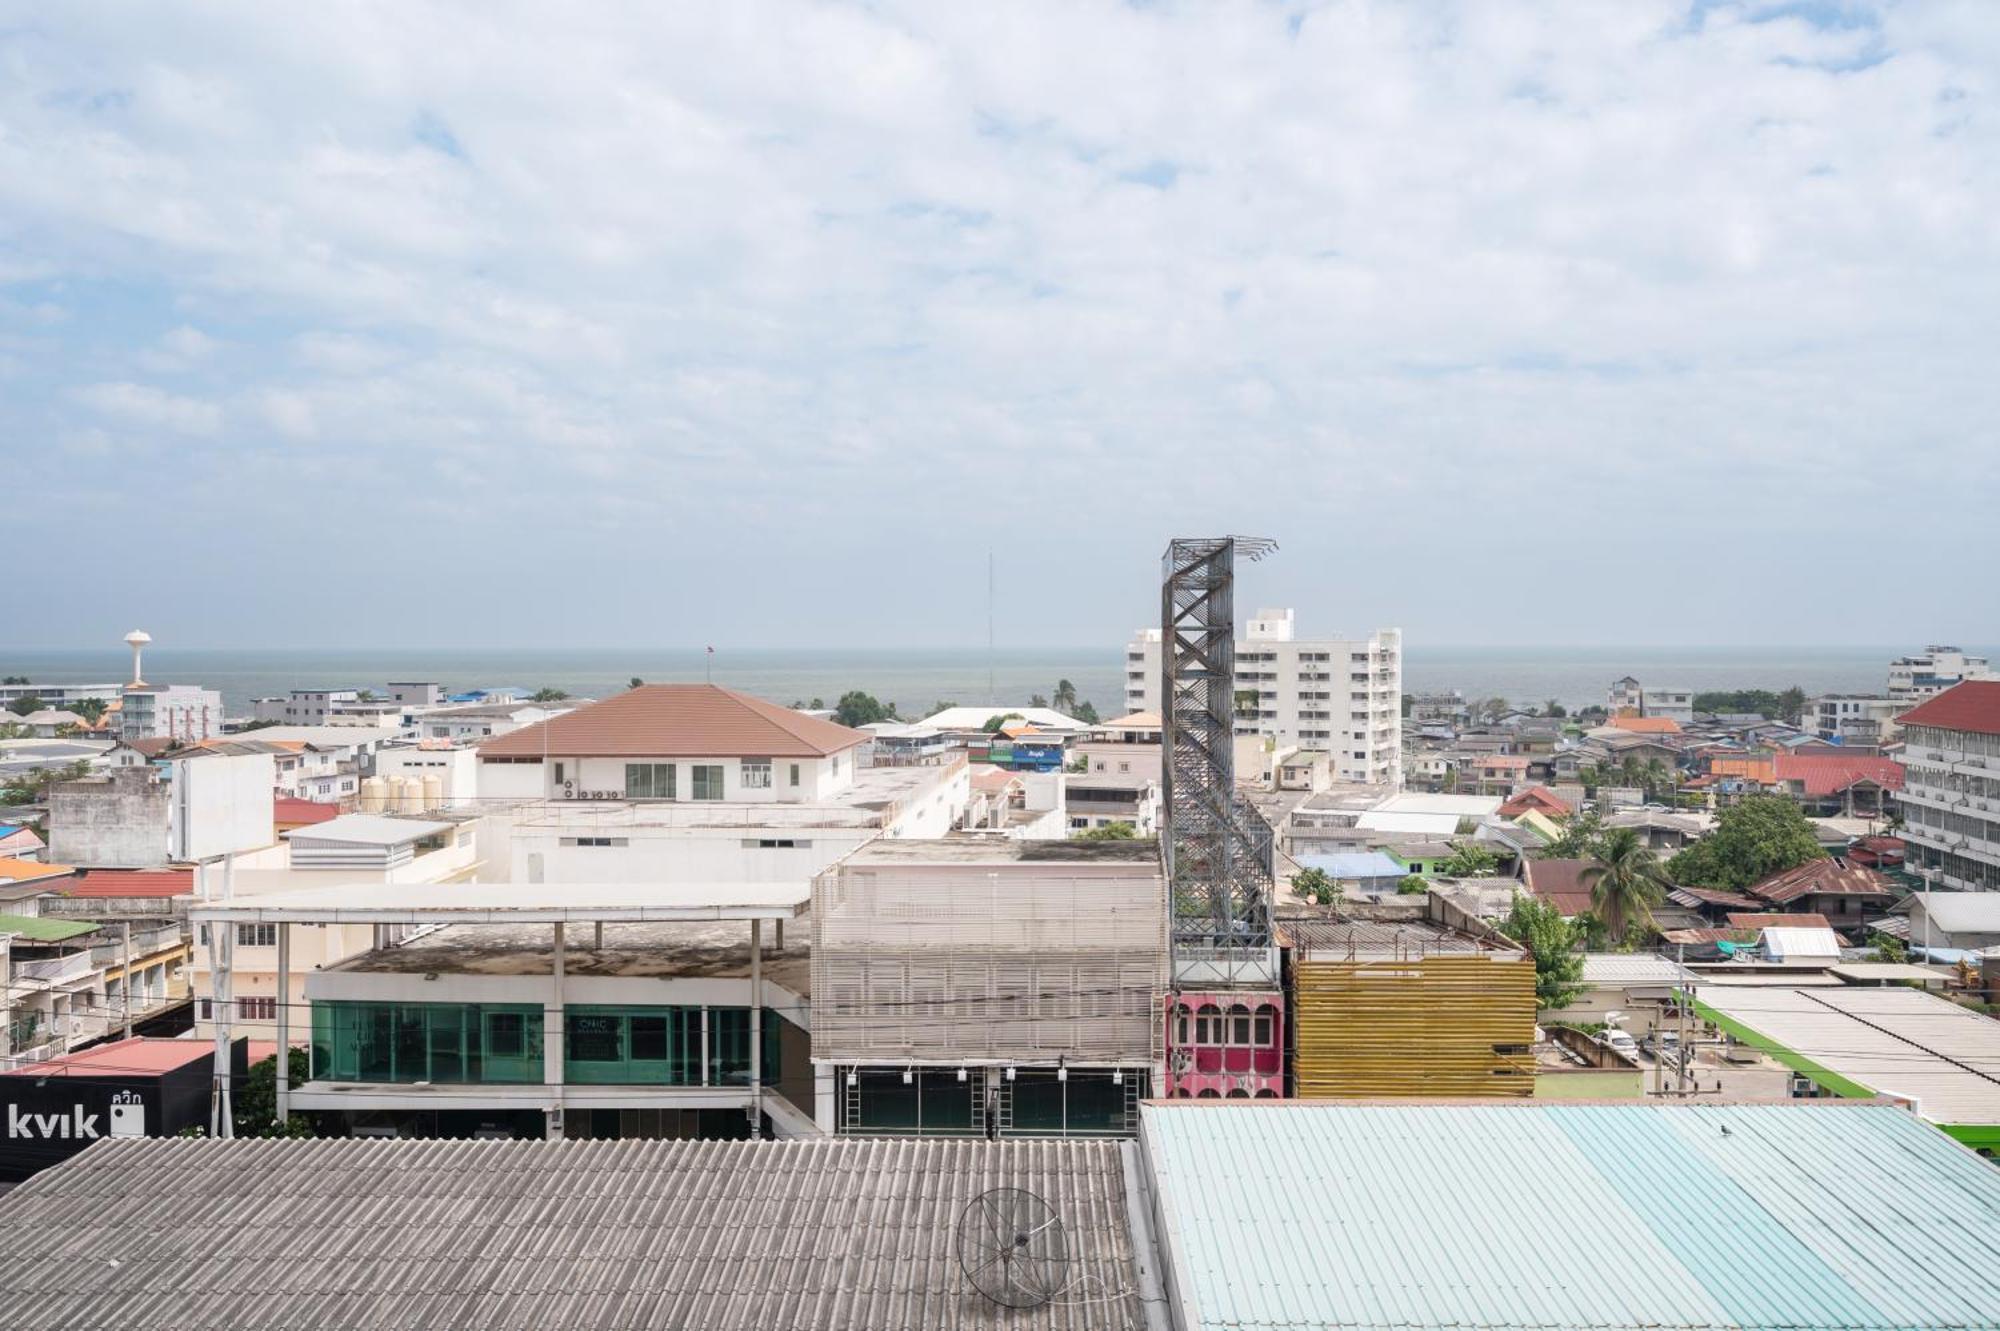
[955, 1188, 1069, 1309]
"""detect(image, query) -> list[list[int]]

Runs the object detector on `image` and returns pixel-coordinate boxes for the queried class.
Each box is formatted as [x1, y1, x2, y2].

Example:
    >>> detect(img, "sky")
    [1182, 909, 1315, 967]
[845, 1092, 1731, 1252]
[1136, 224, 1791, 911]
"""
[2, 1, 1996, 650]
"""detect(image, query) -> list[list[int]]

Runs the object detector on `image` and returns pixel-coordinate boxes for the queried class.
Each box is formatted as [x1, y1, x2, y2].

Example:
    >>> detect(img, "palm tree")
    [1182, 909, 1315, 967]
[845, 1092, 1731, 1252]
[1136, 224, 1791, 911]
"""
[1052, 679, 1078, 715]
[1579, 827, 1670, 944]
[1642, 758, 1673, 802]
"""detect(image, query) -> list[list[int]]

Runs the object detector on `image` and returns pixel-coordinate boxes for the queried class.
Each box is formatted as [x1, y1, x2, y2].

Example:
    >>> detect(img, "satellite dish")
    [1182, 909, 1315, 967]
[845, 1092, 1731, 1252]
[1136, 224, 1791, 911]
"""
[955, 1187, 1070, 1308]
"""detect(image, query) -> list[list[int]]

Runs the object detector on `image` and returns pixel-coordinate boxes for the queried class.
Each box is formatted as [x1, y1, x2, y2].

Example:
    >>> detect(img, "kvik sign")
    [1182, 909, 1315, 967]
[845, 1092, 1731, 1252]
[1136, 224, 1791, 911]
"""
[6, 1092, 145, 1141]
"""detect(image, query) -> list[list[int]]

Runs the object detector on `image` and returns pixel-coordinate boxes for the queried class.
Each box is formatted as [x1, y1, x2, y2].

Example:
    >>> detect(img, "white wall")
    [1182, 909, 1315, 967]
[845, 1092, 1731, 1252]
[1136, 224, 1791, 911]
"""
[171, 752, 278, 861]
[376, 746, 480, 807]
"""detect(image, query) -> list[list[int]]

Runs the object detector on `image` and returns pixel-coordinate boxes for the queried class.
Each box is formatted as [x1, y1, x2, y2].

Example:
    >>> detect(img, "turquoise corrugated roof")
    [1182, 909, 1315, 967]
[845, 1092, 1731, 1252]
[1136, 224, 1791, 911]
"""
[1141, 1102, 2000, 1330]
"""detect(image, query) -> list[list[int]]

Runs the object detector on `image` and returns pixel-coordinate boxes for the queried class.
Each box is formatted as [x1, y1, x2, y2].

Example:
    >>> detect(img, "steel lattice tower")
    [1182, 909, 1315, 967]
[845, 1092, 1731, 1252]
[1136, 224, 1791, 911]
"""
[1160, 537, 1279, 986]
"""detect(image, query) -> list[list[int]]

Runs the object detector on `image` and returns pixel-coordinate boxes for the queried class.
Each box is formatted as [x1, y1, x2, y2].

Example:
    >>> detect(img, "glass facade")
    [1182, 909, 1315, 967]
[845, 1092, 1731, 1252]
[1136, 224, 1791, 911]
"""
[312, 1001, 784, 1088]
[311, 1002, 545, 1085]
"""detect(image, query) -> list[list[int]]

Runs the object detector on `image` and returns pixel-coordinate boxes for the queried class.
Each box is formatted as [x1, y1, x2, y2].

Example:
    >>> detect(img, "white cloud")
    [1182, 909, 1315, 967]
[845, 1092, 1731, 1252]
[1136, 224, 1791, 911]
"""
[74, 381, 222, 436]
[1, 1, 1997, 645]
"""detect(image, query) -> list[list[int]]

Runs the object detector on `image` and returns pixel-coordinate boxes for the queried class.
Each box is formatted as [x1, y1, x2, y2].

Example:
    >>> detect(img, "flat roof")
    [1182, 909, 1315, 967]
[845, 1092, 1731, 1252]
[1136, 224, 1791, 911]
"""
[1695, 984, 2000, 1127]
[3, 1036, 211, 1079]
[1142, 1100, 2000, 1331]
[190, 880, 809, 924]
[0, 1137, 1146, 1331]
[511, 762, 959, 831]
[0, 913, 99, 943]
[842, 836, 1162, 866]
[329, 920, 811, 994]
[283, 814, 453, 845]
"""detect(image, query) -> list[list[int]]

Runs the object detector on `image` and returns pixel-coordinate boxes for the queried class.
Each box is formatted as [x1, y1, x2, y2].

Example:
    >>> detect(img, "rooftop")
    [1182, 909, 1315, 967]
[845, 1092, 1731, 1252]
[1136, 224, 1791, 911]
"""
[1773, 752, 1905, 797]
[0, 913, 99, 943]
[2, 1036, 211, 1079]
[190, 880, 809, 925]
[1578, 953, 1696, 987]
[282, 813, 453, 846]
[512, 761, 957, 831]
[1895, 679, 2000, 737]
[1748, 858, 1895, 905]
[841, 836, 1162, 866]
[1275, 914, 1505, 957]
[1905, 891, 2000, 933]
[0, 1137, 1147, 1331]
[1141, 1100, 2000, 1331]
[330, 920, 812, 994]
[0, 856, 74, 887]
[480, 684, 867, 759]
[60, 868, 195, 898]
[919, 704, 1095, 733]
[1694, 984, 2000, 1129]
[213, 725, 399, 748]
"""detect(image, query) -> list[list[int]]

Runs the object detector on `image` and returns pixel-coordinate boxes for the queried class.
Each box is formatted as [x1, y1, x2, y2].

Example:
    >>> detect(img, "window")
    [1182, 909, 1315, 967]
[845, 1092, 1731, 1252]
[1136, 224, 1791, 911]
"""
[237, 924, 276, 948]
[741, 759, 772, 789]
[486, 1011, 527, 1058]
[690, 765, 725, 800]
[198, 999, 213, 1020]
[238, 996, 277, 1021]
[624, 763, 676, 799]
[553, 762, 565, 783]
[1229, 1004, 1253, 1045]
[789, 763, 801, 787]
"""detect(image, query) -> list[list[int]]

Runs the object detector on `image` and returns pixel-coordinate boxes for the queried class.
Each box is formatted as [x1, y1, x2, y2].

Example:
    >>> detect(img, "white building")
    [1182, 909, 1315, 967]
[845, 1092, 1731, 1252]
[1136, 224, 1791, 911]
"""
[373, 743, 480, 808]
[1124, 608, 1403, 787]
[1803, 694, 1904, 746]
[119, 684, 224, 743]
[1888, 646, 1993, 703]
[1607, 677, 1695, 724]
[1896, 680, 2000, 892]
[1064, 711, 1163, 835]
[411, 701, 569, 743]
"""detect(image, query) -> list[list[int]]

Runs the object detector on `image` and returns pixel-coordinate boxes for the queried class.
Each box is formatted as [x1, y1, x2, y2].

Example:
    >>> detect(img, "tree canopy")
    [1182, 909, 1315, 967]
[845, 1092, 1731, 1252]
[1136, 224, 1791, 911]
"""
[1292, 867, 1337, 905]
[530, 687, 570, 702]
[1666, 795, 1825, 891]
[981, 712, 1025, 733]
[1072, 821, 1137, 841]
[834, 691, 895, 728]
[1498, 892, 1587, 1010]
[1438, 841, 1503, 877]
[1580, 826, 1670, 942]
[1536, 810, 1606, 860]
[6, 695, 45, 717]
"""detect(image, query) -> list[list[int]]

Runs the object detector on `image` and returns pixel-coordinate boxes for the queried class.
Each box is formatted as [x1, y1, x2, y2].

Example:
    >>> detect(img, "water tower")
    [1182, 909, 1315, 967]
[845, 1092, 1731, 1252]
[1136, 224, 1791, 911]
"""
[124, 629, 152, 687]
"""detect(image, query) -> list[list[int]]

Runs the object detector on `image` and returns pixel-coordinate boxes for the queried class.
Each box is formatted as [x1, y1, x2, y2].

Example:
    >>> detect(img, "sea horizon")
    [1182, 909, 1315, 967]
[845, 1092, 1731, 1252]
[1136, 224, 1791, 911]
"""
[5, 643, 1986, 719]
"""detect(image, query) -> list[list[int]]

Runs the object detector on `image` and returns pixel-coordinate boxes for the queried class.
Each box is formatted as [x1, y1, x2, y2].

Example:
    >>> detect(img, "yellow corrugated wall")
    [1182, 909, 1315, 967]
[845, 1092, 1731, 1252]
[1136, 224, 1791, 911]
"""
[1293, 956, 1538, 1098]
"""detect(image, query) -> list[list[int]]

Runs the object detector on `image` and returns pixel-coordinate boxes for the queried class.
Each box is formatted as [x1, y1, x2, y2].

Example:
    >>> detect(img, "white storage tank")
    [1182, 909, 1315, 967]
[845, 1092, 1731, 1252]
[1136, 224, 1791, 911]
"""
[421, 774, 444, 811]
[396, 777, 426, 813]
[359, 776, 389, 814]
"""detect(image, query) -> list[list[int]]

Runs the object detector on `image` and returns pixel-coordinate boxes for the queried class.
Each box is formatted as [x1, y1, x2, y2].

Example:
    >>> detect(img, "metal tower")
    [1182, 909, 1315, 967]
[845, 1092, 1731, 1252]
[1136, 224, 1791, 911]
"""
[1160, 537, 1279, 986]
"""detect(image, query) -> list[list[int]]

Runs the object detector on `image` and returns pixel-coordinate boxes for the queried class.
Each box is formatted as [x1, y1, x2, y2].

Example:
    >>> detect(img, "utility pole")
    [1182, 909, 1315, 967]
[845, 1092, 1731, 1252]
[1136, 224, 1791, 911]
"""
[1676, 945, 1691, 1098]
[122, 921, 133, 1040]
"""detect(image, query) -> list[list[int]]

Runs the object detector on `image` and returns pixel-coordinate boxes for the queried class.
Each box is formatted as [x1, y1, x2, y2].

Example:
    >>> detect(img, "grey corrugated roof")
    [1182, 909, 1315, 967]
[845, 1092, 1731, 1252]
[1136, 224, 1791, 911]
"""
[0, 1137, 1147, 1330]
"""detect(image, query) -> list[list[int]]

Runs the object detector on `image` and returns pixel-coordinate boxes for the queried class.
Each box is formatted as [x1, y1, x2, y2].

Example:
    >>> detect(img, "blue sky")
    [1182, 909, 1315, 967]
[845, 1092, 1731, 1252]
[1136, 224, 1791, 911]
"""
[2, 1, 1995, 649]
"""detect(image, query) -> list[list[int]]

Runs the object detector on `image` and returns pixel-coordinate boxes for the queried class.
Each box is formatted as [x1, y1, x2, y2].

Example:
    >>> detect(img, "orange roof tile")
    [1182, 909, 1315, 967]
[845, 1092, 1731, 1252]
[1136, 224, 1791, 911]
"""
[479, 684, 866, 760]
[0, 857, 75, 885]
[1609, 715, 1683, 735]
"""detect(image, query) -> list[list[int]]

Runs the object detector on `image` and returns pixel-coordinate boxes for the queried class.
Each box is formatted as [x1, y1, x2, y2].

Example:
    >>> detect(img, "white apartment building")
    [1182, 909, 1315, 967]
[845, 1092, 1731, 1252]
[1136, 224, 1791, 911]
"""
[1065, 711, 1163, 834]
[1804, 695, 1904, 746]
[1889, 646, 1993, 703]
[119, 684, 224, 742]
[1895, 681, 2000, 892]
[1607, 677, 1695, 724]
[1125, 609, 1402, 787]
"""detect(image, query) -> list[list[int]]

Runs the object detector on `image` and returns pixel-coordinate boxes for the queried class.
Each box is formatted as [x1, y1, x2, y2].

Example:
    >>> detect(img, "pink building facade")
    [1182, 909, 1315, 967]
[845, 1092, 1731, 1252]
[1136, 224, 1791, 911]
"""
[1161, 991, 1284, 1098]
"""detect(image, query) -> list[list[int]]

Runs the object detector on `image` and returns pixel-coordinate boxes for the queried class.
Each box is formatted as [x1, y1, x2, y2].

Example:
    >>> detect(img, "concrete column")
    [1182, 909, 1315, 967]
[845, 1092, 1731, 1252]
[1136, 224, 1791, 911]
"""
[749, 918, 763, 1134]
[814, 1064, 835, 1134]
[121, 922, 133, 1041]
[545, 922, 565, 1140]
[275, 922, 290, 1125]
[774, 919, 784, 952]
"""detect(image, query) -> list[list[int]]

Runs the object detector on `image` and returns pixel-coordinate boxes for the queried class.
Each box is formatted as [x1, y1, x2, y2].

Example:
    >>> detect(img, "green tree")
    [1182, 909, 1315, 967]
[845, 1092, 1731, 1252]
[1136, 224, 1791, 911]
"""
[1478, 697, 1511, 724]
[530, 687, 570, 702]
[1072, 700, 1100, 725]
[1439, 841, 1503, 877]
[1869, 930, 1909, 963]
[1397, 874, 1432, 896]
[629, 676, 644, 689]
[67, 697, 107, 724]
[1028, 693, 1050, 709]
[981, 712, 1025, 733]
[928, 700, 958, 717]
[1777, 686, 1807, 726]
[1293, 867, 1338, 905]
[1641, 758, 1675, 801]
[1544, 699, 1567, 719]
[7, 695, 45, 717]
[1498, 893, 1587, 1010]
[1666, 795, 1825, 890]
[1234, 688, 1260, 719]
[1052, 679, 1078, 714]
[1073, 821, 1137, 841]
[234, 1050, 321, 1139]
[834, 691, 894, 728]
[1537, 810, 1607, 860]
[0, 675, 28, 685]
[1580, 826, 1670, 943]
[1692, 689, 1782, 718]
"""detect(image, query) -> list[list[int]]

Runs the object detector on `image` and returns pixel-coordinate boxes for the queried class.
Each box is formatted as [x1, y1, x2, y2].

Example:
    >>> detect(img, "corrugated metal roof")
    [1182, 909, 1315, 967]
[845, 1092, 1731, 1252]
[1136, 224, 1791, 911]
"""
[0, 1137, 1147, 1330]
[1579, 953, 1694, 987]
[1141, 1101, 2000, 1330]
[1696, 984, 2000, 1127]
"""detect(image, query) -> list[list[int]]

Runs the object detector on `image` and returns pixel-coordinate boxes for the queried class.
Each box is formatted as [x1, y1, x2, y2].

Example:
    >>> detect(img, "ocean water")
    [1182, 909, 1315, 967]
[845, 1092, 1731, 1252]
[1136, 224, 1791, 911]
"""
[3, 644, 1972, 718]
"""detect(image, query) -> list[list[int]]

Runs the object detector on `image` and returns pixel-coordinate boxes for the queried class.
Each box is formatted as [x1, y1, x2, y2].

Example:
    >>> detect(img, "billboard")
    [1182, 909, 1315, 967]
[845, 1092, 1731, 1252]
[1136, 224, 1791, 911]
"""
[0, 1044, 226, 1183]
[170, 752, 277, 861]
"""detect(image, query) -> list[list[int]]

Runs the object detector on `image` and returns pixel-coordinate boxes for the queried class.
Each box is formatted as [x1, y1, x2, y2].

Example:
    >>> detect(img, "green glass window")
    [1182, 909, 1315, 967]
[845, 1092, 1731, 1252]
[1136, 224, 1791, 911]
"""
[564, 1006, 705, 1085]
[690, 765, 725, 801]
[310, 1002, 543, 1085]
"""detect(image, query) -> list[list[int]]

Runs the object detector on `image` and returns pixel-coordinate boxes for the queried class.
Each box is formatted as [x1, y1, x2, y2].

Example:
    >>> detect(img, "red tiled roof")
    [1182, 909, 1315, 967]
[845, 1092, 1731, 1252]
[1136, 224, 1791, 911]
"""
[274, 797, 341, 825]
[1746, 859, 1894, 906]
[1772, 753, 1904, 798]
[479, 684, 866, 760]
[1726, 912, 1833, 930]
[1896, 679, 2000, 738]
[61, 868, 195, 898]
[1499, 787, 1573, 818]
[1523, 858, 1594, 917]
